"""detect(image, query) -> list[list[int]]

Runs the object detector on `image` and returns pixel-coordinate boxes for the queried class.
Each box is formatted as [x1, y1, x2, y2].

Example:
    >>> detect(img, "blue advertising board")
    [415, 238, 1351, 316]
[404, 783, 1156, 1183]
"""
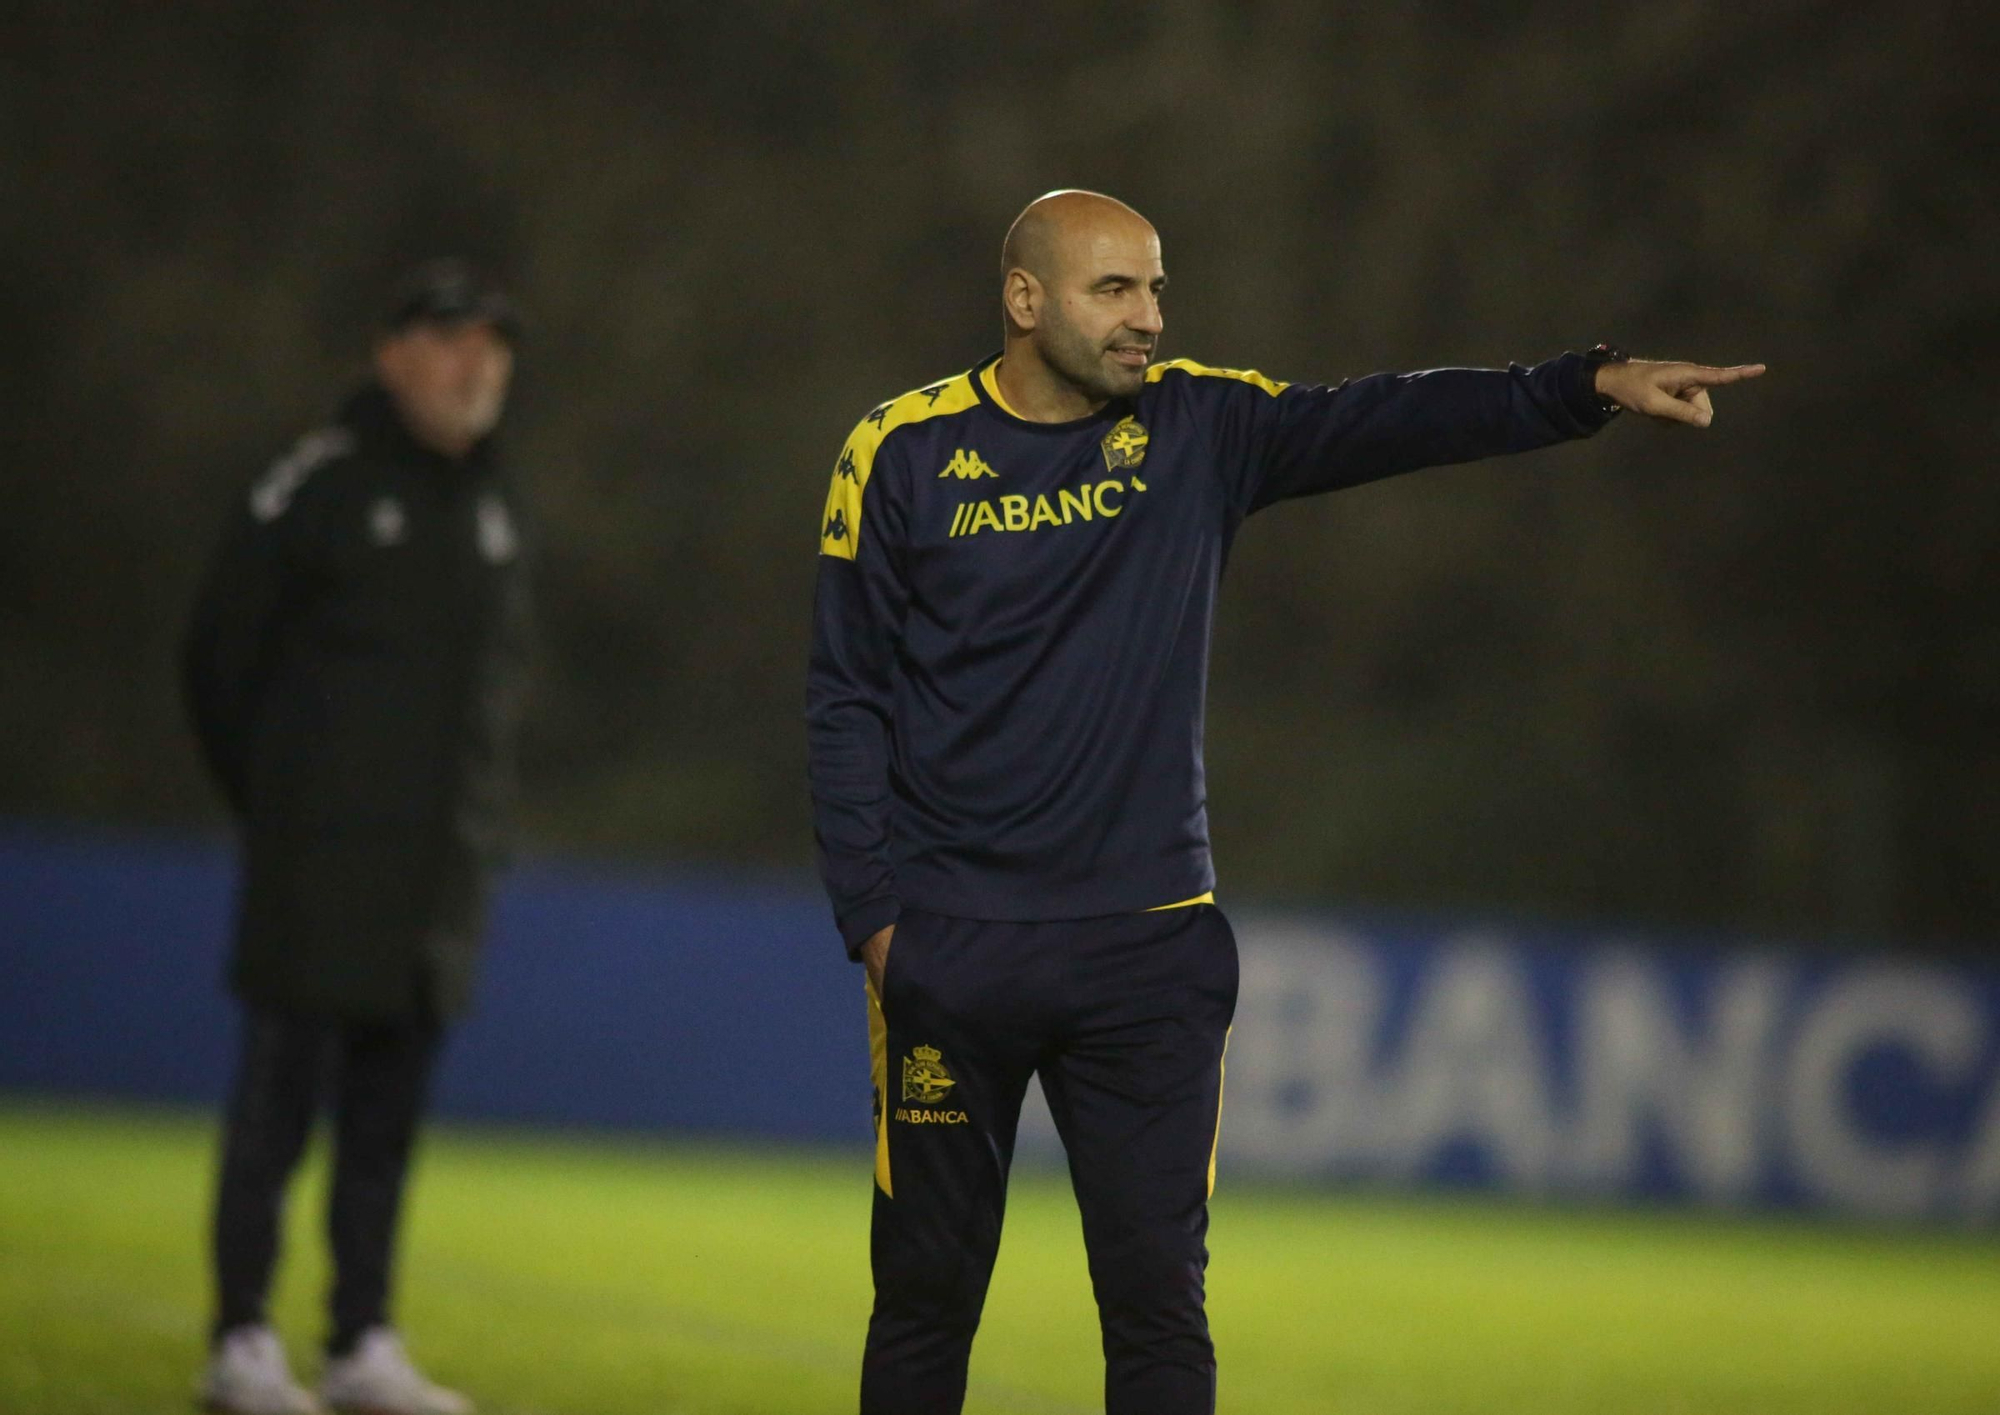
[0, 827, 865, 1142]
[1213, 915, 2000, 1221]
[3, 827, 1996, 1222]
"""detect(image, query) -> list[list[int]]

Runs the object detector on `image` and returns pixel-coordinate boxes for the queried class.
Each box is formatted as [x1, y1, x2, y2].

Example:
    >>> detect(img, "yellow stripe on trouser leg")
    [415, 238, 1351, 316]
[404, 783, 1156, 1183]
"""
[866, 976, 892, 1197]
[1207, 1026, 1231, 1199]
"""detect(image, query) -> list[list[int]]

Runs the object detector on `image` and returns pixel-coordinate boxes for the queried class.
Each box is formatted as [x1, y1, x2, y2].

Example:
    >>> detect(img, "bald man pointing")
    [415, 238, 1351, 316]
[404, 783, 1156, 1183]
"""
[808, 190, 1762, 1413]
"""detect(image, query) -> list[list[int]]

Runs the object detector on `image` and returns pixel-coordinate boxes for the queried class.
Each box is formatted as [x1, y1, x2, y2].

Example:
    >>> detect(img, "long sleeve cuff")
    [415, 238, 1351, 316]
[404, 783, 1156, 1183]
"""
[1560, 348, 1622, 431]
[838, 895, 902, 960]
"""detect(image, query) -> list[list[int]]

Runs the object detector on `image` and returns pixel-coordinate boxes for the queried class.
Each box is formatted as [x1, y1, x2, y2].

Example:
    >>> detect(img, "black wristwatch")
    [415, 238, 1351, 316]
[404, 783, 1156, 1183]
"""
[1584, 343, 1629, 416]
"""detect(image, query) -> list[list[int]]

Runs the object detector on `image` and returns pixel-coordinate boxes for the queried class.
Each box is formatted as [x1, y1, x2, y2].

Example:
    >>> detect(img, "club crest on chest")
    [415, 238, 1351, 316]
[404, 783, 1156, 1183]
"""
[1101, 416, 1149, 472]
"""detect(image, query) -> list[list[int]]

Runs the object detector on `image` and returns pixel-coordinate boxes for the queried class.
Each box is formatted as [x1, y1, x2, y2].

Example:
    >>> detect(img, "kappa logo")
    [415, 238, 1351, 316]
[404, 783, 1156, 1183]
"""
[1101, 416, 1149, 475]
[938, 449, 997, 481]
[823, 508, 850, 544]
[901, 1044, 958, 1104]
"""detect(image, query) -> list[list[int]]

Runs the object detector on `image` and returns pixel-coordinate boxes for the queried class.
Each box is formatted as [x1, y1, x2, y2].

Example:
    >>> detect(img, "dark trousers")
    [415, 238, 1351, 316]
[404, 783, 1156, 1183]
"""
[861, 904, 1238, 1415]
[211, 1005, 442, 1354]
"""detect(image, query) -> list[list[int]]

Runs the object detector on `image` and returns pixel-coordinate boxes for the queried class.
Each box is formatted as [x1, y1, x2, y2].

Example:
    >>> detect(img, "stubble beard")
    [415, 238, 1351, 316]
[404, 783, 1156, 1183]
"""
[1041, 315, 1146, 407]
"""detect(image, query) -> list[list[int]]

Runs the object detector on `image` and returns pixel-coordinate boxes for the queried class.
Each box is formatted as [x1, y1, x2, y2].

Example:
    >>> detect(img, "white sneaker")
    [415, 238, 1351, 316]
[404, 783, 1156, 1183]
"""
[318, 1328, 472, 1415]
[199, 1325, 320, 1415]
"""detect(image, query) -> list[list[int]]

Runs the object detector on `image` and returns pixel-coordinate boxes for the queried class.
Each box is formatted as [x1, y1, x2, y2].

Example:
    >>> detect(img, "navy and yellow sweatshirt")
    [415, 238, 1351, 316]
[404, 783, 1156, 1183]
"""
[807, 351, 1614, 953]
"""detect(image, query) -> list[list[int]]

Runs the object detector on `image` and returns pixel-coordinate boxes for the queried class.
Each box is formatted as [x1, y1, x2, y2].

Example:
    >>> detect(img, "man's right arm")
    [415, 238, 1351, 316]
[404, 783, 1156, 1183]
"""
[181, 429, 341, 813]
[806, 419, 910, 960]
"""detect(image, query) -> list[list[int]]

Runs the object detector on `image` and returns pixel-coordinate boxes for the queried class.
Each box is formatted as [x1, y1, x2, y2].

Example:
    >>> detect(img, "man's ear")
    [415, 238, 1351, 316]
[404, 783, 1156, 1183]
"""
[1002, 269, 1040, 333]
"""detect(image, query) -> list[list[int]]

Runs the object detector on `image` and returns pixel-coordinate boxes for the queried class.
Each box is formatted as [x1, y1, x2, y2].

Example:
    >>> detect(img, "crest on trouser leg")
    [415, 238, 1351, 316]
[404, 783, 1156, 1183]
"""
[901, 1044, 957, 1104]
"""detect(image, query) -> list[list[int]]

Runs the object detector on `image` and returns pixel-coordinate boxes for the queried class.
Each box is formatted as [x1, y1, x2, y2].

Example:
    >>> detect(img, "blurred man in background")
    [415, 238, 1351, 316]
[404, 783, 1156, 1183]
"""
[183, 261, 529, 1415]
[808, 189, 1762, 1414]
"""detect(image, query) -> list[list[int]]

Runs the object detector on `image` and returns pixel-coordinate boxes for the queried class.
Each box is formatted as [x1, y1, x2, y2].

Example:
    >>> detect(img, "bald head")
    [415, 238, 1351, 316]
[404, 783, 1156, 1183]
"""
[1001, 189, 1157, 284]
[993, 189, 1166, 415]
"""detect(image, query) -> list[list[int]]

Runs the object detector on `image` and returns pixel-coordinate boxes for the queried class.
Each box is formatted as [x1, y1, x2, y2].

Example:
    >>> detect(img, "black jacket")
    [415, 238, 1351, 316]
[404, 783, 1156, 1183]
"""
[184, 384, 531, 1020]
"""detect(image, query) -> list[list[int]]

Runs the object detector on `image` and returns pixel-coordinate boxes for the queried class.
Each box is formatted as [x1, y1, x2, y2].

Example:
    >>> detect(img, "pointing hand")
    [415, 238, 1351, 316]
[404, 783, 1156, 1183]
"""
[1595, 359, 1767, 428]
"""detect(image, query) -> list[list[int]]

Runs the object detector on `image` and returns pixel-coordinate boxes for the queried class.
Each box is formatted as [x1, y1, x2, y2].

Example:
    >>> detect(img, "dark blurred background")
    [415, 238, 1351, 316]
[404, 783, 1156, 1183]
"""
[2, 0, 1992, 953]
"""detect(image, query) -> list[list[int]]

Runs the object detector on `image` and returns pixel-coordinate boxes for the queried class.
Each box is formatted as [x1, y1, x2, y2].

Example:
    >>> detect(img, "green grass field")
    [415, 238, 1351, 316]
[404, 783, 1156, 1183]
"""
[2, 1102, 1996, 1414]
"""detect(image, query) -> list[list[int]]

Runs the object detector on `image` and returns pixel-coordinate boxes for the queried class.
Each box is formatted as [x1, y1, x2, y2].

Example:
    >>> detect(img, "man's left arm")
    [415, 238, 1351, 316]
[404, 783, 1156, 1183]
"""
[1245, 351, 1765, 513]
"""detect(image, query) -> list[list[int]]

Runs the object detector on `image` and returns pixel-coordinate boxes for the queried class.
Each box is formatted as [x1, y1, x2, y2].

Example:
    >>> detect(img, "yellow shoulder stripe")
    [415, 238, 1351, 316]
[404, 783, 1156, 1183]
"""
[1145, 358, 1289, 397]
[819, 372, 981, 559]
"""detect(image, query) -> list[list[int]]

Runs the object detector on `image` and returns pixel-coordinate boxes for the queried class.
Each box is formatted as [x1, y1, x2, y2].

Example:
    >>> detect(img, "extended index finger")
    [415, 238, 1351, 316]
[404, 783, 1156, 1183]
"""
[1685, 363, 1767, 385]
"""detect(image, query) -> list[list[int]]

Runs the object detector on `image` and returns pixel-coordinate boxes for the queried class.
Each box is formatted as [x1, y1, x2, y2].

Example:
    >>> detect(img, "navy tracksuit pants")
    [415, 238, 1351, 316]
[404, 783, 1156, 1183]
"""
[861, 903, 1238, 1415]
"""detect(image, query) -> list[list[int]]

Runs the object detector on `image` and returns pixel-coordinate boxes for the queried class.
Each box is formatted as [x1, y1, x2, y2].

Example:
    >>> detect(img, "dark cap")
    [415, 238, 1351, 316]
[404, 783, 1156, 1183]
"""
[383, 259, 522, 342]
